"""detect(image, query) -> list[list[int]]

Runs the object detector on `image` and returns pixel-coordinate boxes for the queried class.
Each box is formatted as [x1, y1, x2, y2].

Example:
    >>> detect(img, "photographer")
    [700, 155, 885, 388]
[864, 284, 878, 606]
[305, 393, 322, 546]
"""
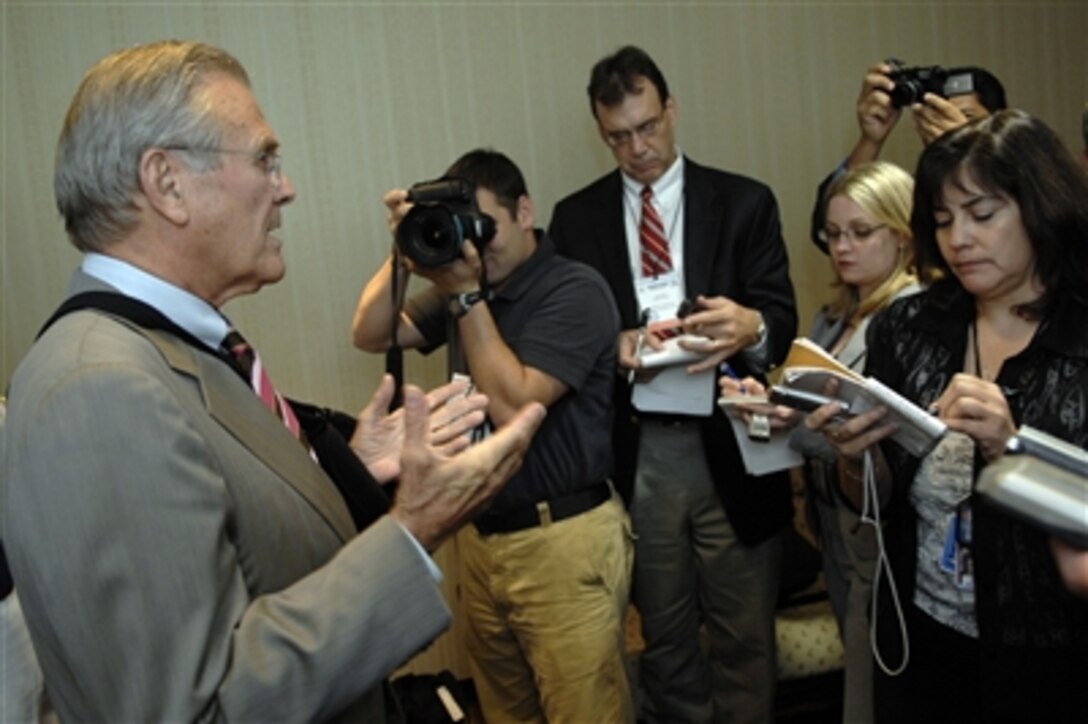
[352, 149, 635, 723]
[811, 60, 1006, 253]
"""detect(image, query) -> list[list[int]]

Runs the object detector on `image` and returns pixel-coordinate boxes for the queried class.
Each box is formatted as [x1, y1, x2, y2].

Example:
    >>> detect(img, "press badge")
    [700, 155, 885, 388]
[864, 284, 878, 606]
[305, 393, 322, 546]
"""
[635, 270, 684, 326]
[939, 502, 974, 590]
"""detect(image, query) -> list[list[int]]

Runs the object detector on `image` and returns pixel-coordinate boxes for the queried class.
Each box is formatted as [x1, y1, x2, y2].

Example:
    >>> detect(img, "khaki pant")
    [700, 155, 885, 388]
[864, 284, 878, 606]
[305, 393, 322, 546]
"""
[459, 493, 635, 723]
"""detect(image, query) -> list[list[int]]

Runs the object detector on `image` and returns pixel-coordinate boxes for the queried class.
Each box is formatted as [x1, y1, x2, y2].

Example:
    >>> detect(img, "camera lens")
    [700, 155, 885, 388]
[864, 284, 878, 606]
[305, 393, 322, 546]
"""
[889, 79, 922, 108]
[396, 205, 462, 267]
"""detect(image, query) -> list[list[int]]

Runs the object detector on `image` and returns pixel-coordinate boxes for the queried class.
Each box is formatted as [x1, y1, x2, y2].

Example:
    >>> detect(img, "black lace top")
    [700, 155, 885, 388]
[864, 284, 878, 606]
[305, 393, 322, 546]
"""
[866, 283, 1088, 720]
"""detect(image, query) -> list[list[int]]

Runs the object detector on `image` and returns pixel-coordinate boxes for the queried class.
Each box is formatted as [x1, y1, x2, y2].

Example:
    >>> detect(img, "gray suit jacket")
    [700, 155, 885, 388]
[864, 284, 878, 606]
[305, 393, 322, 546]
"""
[1, 272, 451, 722]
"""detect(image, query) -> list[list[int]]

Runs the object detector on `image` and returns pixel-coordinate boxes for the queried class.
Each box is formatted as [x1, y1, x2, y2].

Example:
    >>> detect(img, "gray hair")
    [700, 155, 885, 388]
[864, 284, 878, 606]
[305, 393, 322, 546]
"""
[54, 40, 250, 251]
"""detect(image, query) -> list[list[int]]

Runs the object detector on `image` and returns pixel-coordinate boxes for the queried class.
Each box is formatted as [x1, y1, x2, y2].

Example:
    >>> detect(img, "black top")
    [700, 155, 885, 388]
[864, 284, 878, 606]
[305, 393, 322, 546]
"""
[407, 233, 620, 511]
[866, 284, 1088, 722]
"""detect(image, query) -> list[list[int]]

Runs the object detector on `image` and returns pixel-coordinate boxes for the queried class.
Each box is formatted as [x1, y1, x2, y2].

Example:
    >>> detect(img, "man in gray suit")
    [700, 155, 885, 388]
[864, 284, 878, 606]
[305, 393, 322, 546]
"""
[0, 40, 543, 722]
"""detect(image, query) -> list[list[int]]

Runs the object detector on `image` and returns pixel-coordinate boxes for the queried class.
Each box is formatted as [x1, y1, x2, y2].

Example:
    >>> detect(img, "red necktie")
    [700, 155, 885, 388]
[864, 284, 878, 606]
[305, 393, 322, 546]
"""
[223, 329, 302, 439]
[639, 185, 672, 277]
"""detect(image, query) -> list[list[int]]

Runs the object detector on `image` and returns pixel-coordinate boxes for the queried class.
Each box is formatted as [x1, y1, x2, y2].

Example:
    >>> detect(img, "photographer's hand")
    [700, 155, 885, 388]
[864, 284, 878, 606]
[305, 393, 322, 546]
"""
[352, 190, 426, 352]
[383, 188, 413, 235]
[912, 93, 969, 145]
[410, 239, 483, 296]
[847, 62, 902, 168]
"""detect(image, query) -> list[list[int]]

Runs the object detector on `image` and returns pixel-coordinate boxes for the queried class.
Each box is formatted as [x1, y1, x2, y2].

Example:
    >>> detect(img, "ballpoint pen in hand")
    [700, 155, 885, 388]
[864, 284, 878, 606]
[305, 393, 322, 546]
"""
[628, 310, 651, 384]
[720, 362, 746, 394]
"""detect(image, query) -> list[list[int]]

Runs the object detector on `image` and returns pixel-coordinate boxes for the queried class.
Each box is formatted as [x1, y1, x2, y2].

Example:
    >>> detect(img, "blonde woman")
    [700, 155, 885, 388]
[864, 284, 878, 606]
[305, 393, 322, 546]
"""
[723, 161, 919, 722]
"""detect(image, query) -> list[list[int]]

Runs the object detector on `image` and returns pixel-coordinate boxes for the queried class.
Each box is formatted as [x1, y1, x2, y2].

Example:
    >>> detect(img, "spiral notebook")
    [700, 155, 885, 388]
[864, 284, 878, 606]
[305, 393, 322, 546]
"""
[779, 337, 947, 457]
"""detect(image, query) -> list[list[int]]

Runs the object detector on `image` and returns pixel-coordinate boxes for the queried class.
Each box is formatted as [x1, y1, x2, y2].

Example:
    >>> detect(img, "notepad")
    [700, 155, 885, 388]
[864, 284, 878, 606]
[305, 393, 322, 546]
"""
[778, 337, 947, 457]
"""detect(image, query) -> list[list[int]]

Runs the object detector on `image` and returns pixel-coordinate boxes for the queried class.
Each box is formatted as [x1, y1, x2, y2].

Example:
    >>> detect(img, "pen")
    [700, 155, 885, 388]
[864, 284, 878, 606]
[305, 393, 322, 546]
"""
[628, 310, 650, 384]
[720, 362, 746, 395]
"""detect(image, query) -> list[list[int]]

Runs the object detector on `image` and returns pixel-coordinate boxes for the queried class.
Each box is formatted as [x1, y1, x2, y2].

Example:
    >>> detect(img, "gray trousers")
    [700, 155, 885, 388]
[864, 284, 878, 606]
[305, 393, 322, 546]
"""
[632, 420, 782, 723]
[811, 493, 878, 724]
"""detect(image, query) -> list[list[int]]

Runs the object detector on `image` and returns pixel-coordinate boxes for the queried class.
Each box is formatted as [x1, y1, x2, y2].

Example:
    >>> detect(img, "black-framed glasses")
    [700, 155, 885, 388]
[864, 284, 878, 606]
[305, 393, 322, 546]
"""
[165, 145, 284, 187]
[818, 223, 888, 246]
[603, 112, 665, 148]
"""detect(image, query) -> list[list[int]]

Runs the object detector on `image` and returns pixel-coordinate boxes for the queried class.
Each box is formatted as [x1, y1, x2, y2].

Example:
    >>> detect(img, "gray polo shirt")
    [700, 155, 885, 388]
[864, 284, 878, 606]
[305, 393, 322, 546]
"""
[406, 233, 619, 511]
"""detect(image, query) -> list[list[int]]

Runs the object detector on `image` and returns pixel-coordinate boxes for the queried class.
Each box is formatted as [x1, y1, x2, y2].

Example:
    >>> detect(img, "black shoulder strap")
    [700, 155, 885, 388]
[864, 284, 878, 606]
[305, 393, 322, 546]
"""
[37, 290, 390, 532]
[0, 540, 12, 600]
[38, 291, 217, 357]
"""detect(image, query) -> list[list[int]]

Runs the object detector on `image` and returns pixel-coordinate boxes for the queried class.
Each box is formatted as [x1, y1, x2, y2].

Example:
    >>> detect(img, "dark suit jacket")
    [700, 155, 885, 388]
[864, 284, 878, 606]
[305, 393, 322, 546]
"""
[549, 157, 797, 546]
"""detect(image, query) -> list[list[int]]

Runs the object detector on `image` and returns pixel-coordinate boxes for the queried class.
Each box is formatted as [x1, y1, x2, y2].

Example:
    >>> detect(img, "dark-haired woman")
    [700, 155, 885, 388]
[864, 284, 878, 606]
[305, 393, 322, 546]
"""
[809, 109, 1088, 723]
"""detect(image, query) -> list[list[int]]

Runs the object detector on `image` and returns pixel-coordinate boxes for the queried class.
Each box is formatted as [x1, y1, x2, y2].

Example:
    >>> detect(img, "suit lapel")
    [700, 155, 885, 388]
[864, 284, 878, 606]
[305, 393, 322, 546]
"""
[59, 272, 357, 541]
[682, 159, 717, 297]
[141, 327, 358, 543]
[595, 173, 641, 324]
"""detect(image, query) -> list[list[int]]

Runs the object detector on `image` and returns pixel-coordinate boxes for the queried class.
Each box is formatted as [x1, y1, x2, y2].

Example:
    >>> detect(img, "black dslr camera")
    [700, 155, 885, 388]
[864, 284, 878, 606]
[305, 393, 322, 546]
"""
[395, 178, 496, 268]
[885, 58, 974, 109]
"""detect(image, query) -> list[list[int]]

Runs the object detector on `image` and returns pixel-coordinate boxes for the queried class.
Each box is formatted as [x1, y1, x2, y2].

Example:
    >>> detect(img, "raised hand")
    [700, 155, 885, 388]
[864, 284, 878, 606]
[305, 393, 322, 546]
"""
[390, 385, 545, 551]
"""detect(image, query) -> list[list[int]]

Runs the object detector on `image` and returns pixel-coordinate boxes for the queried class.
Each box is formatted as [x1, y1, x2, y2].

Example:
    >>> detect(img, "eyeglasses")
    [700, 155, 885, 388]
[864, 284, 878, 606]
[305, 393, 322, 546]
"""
[603, 112, 665, 148]
[818, 223, 888, 246]
[165, 145, 284, 187]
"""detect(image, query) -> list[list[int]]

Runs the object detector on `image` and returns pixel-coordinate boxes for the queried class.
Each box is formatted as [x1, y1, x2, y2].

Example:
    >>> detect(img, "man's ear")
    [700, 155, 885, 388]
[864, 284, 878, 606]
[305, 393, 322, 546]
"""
[595, 121, 612, 147]
[138, 148, 190, 225]
[516, 194, 535, 231]
[664, 94, 678, 124]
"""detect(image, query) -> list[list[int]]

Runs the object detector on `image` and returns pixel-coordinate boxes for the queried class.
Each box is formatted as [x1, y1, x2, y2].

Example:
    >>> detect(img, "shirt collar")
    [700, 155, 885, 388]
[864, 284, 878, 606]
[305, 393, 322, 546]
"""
[621, 149, 684, 200]
[81, 253, 230, 349]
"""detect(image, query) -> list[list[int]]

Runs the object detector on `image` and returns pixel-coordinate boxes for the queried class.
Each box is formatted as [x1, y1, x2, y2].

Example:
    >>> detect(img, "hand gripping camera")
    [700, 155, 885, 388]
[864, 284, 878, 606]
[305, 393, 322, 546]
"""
[395, 178, 496, 268]
[885, 58, 975, 109]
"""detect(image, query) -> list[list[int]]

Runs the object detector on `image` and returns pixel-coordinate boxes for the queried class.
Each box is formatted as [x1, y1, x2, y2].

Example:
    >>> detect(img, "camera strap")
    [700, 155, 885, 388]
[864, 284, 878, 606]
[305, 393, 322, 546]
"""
[386, 246, 409, 410]
[863, 448, 910, 677]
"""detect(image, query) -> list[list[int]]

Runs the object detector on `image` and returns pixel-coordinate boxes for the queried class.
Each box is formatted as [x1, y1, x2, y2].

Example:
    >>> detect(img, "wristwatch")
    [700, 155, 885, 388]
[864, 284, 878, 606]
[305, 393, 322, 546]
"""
[751, 315, 768, 348]
[449, 290, 489, 319]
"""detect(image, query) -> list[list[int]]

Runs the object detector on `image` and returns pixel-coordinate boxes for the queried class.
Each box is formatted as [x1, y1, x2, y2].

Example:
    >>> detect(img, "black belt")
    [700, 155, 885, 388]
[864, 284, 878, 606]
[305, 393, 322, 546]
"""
[638, 412, 702, 426]
[473, 482, 611, 535]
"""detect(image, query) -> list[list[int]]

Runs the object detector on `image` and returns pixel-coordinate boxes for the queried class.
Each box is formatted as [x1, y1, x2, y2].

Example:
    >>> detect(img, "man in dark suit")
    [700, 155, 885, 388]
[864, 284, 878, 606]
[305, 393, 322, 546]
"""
[0, 40, 543, 723]
[549, 45, 797, 723]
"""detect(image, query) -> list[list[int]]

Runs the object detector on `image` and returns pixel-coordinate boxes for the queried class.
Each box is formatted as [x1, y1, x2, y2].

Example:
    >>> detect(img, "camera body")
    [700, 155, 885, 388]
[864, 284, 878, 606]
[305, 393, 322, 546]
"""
[395, 178, 496, 268]
[885, 58, 974, 109]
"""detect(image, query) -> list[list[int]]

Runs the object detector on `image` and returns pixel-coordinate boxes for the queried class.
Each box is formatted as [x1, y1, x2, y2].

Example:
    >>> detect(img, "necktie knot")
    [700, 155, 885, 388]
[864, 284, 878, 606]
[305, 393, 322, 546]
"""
[222, 327, 302, 441]
[222, 330, 254, 373]
[641, 185, 654, 202]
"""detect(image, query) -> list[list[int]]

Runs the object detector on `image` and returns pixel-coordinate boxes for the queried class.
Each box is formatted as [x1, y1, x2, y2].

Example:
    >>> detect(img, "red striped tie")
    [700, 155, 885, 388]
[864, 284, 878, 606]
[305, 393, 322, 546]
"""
[639, 185, 672, 277]
[223, 329, 302, 439]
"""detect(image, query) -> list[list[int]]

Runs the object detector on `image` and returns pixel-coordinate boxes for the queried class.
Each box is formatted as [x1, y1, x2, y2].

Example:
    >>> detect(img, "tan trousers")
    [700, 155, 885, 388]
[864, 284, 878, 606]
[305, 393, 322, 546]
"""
[459, 494, 635, 723]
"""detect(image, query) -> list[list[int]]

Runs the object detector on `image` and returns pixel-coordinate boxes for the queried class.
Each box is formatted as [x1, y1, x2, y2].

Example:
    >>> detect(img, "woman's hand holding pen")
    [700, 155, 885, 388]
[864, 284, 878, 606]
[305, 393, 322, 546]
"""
[930, 373, 1017, 462]
[718, 374, 797, 431]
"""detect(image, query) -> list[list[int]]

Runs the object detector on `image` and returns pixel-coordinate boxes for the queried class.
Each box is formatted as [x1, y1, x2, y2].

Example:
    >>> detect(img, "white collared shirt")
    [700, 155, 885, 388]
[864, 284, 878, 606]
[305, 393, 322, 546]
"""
[81, 253, 229, 348]
[621, 151, 686, 299]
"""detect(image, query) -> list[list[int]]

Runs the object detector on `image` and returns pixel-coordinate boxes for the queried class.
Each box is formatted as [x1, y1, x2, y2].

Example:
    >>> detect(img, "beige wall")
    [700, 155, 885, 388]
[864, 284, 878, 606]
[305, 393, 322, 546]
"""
[2, 0, 1085, 676]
